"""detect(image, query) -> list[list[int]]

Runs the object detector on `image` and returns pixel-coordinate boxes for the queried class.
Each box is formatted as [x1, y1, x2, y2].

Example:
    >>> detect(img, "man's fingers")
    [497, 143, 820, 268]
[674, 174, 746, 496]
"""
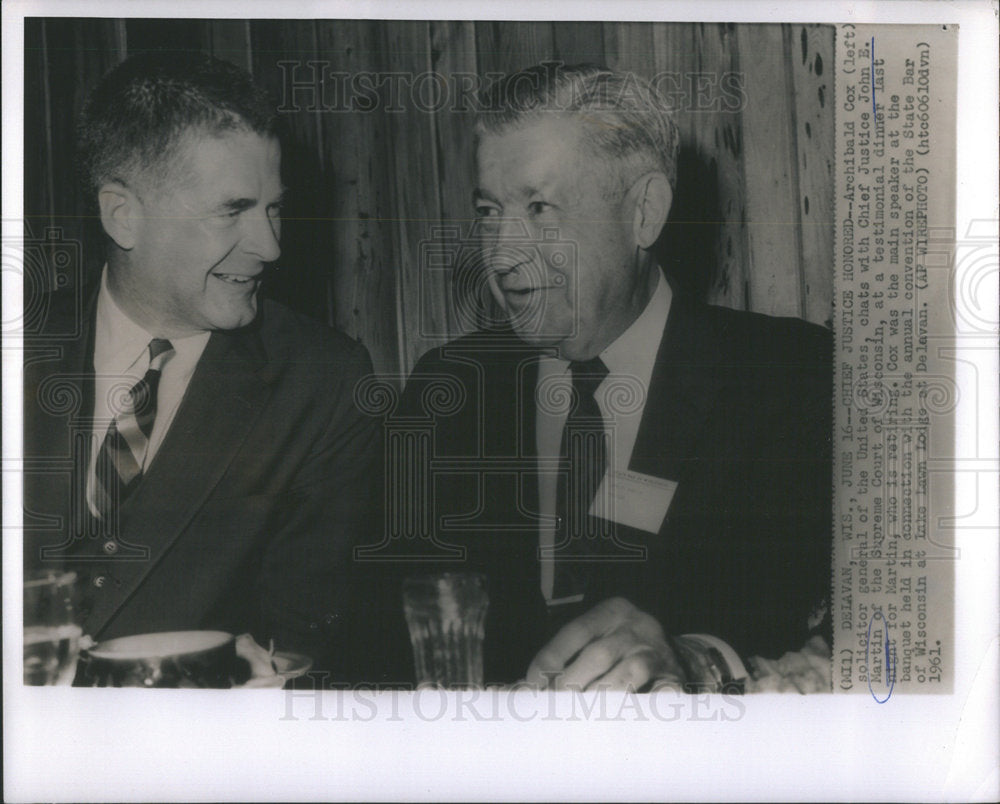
[526, 598, 637, 685]
[589, 645, 686, 691]
[549, 627, 643, 690]
[586, 648, 658, 691]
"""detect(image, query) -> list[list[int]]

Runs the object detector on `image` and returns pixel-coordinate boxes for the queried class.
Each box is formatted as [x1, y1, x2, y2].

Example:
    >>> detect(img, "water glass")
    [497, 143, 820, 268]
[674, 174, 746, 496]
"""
[402, 573, 489, 689]
[24, 570, 82, 685]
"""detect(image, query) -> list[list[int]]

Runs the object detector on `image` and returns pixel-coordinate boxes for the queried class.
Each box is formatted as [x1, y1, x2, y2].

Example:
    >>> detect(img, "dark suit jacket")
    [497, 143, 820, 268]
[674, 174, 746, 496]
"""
[363, 292, 832, 684]
[23, 285, 380, 674]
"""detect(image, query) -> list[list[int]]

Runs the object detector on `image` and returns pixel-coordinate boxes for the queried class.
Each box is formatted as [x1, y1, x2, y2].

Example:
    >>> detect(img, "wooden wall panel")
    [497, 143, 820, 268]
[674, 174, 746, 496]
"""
[43, 18, 122, 283]
[250, 20, 323, 171]
[551, 22, 604, 66]
[314, 20, 400, 375]
[602, 22, 655, 76]
[654, 23, 750, 310]
[428, 21, 478, 336]
[475, 21, 555, 77]
[379, 21, 450, 375]
[736, 24, 804, 318]
[791, 24, 836, 328]
[207, 19, 252, 73]
[125, 19, 211, 56]
[696, 23, 751, 313]
[249, 21, 330, 325]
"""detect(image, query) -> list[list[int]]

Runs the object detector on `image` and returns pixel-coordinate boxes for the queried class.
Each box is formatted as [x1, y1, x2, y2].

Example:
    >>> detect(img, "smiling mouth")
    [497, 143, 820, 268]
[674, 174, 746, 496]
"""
[502, 286, 558, 306]
[212, 272, 260, 286]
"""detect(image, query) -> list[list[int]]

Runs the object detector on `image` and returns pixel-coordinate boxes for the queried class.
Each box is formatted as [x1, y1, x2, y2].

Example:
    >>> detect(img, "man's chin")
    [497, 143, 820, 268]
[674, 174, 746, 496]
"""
[207, 300, 259, 331]
[515, 330, 599, 361]
[508, 324, 569, 349]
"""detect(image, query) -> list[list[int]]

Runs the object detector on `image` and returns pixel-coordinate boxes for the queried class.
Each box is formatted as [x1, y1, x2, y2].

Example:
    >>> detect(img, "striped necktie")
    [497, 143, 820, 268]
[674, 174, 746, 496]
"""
[92, 338, 174, 520]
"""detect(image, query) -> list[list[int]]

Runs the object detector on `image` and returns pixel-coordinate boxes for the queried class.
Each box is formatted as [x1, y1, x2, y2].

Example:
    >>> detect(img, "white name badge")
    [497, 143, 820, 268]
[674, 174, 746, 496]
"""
[589, 468, 678, 534]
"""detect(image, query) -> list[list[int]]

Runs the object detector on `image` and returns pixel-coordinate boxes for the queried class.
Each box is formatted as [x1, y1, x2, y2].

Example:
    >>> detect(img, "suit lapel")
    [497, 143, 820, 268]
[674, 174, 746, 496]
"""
[85, 321, 274, 637]
[629, 295, 729, 484]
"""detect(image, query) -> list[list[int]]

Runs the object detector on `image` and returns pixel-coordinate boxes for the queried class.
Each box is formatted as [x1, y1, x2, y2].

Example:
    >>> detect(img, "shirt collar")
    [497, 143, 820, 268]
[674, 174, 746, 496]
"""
[94, 267, 155, 375]
[599, 268, 672, 384]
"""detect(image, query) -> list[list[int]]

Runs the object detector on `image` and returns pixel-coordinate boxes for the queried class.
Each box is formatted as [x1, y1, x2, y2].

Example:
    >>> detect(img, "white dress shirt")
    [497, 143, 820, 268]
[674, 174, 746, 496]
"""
[86, 268, 211, 517]
[536, 271, 672, 603]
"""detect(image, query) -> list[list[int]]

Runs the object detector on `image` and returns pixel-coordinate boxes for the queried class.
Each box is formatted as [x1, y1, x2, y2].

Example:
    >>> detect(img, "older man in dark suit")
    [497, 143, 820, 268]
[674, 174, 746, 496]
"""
[23, 53, 378, 675]
[370, 63, 831, 690]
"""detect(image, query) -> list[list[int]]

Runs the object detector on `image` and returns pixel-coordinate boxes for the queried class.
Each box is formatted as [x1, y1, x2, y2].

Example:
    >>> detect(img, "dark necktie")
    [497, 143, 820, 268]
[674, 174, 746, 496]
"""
[92, 338, 174, 519]
[552, 357, 610, 601]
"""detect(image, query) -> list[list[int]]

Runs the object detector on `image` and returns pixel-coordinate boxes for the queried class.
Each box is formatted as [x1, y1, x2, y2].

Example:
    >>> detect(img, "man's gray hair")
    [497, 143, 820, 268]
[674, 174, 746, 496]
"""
[475, 62, 681, 196]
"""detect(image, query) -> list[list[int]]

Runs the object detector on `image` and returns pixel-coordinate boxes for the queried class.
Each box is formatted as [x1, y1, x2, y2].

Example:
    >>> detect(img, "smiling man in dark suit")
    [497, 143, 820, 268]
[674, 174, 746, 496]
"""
[23, 53, 378, 674]
[375, 63, 832, 690]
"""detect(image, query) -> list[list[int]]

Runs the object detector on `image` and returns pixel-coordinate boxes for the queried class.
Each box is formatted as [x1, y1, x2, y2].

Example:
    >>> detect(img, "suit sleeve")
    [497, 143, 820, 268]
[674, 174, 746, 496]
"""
[257, 342, 382, 675]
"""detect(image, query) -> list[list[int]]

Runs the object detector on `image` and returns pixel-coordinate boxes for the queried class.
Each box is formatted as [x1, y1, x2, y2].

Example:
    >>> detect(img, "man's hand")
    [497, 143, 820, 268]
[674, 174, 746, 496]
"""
[525, 597, 685, 691]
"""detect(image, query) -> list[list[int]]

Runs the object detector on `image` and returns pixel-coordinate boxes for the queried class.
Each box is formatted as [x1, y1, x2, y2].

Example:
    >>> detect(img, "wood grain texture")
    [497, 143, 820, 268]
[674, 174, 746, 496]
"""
[735, 24, 803, 318]
[379, 21, 451, 374]
[698, 23, 751, 313]
[429, 20, 479, 337]
[250, 21, 322, 167]
[124, 18, 211, 57]
[314, 20, 400, 375]
[602, 22, 655, 76]
[551, 22, 605, 66]
[790, 24, 835, 328]
[249, 21, 331, 325]
[654, 23, 750, 310]
[475, 21, 556, 78]
[207, 19, 252, 73]
[44, 18, 122, 284]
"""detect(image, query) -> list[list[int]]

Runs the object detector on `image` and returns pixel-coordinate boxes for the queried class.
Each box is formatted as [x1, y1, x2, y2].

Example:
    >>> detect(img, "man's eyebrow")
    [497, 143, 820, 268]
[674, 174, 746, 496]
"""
[217, 188, 287, 213]
[521, 183, 549, 198]
[217, 197, 258, 214]
[472, 185, 548, 204]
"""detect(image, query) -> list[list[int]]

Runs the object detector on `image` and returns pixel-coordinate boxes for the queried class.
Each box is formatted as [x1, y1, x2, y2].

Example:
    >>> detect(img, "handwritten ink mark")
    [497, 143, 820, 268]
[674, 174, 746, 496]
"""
[866, 608, 896, 703]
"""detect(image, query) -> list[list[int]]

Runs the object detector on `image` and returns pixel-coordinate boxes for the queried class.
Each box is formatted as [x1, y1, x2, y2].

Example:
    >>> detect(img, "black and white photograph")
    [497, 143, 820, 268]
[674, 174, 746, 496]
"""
[3, 1, 997, 801]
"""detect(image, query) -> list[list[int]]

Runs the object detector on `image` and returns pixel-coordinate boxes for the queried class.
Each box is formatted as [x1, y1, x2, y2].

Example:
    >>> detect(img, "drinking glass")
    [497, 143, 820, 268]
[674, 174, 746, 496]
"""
[402, 573, 489, 689]
[24, 570, 82, 685]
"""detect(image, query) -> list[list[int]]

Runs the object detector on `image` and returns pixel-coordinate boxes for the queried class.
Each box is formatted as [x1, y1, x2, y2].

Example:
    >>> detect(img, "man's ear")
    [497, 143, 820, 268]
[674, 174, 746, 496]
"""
[97, 182, 141, 250]
[629, 172, 673, 249]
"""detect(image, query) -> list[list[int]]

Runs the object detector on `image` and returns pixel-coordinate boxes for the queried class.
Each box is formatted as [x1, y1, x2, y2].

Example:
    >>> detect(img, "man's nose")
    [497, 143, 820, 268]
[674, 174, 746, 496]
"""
[485, 215, 531, 261]
[243, 209, 281, 262]
[495, 214, 530, 241]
